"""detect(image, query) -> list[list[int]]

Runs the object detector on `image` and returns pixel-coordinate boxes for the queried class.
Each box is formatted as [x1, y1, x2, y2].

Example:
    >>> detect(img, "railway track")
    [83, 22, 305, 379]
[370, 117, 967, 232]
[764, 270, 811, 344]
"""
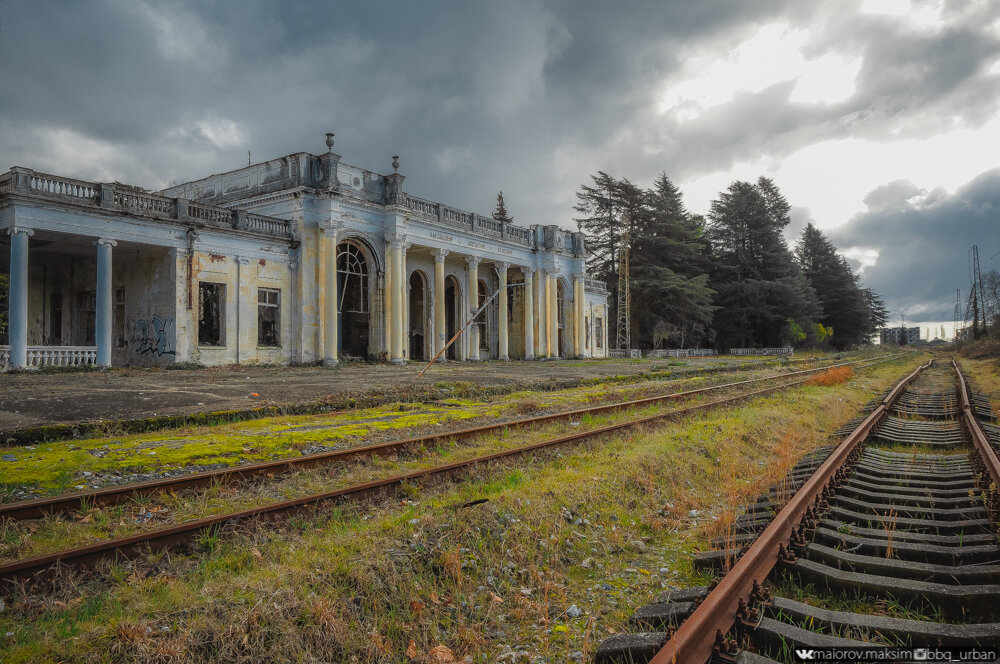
[0, 354, 907, 588]
[595, 357, 1000, 664]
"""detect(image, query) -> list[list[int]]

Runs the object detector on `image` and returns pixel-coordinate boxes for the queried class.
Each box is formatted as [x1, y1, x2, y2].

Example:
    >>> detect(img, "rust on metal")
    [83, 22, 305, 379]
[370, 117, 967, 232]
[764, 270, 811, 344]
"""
[0, 355, 901, 522]
[648, 359, 930, 664]
[0, 359, 893, 586]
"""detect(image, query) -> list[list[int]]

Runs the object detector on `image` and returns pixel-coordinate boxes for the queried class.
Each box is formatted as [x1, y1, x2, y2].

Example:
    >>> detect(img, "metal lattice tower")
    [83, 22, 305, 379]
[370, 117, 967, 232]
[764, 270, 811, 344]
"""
[953, 288, 962, 338]
[616, 225, 631, 352]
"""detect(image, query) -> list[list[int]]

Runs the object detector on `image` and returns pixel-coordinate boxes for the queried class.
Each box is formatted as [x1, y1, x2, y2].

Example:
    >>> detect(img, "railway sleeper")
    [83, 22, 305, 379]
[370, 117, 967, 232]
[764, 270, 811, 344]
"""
[811, 527, 1000, 566]
[818, 518, 996, 546]
[839, 477, 977, 499]
[803, 542, 1000, 584]
[827, 505, 992, 534]
[850, 463, 973, 482]
[694, 547, 746, 571]
[848, 470, 977, 490]
[833, 485, 982, 509]
[787, 557, 1000, 620]
[764, 596, 1000, 646]
[864, 448, 969, 461]
[831, 496, 988, 521]
[592, 632, 671, 664]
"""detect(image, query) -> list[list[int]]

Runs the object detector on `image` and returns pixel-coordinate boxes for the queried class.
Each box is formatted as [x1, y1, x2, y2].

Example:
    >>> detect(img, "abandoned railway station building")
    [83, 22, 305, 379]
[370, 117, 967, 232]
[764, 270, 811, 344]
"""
[0, 135, 609, 369]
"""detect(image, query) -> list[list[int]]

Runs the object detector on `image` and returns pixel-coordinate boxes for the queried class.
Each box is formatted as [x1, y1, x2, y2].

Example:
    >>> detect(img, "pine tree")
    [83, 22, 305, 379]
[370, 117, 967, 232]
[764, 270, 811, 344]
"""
[492, 191, 513, 224]
[573, 172, 622, 287]
[630, 174, 715, 348]
[706, 179, 819, 349]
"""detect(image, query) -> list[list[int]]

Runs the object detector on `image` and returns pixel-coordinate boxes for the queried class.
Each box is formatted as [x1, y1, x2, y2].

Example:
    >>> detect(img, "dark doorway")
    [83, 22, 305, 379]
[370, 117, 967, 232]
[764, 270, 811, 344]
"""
[198, 282, 225, 346]
[337, 242, 370, 358]
[49, 292, 62, 345]
[409, 271, 426, 361]
[445, 275, 458, 360]
[477, 279, 490, 355]
[75, 290, 96, 346]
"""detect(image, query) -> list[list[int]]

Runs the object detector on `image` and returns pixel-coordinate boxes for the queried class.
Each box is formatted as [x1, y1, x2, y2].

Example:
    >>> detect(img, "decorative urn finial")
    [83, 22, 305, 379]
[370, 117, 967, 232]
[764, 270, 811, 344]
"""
[392, 155, 400, 173]
[325, 132, 335, 151]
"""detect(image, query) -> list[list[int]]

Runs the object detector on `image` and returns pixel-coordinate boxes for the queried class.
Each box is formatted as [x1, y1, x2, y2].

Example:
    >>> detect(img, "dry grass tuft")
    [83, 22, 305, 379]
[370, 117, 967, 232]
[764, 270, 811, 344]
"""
[807, 366, 854, 386]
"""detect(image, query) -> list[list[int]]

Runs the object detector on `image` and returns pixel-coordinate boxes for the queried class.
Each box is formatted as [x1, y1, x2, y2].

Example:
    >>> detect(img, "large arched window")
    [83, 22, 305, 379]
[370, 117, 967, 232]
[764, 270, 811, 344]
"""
[337, 242, 369, 313]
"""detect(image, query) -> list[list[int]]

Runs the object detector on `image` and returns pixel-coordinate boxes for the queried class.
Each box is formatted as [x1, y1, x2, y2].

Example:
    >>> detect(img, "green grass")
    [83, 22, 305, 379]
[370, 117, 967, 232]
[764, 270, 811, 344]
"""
[0, 354, 925, 663]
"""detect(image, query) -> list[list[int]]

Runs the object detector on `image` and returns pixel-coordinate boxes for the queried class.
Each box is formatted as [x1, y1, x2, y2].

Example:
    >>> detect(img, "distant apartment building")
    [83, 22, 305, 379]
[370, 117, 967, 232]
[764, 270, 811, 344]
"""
[879, 326, 921, 345]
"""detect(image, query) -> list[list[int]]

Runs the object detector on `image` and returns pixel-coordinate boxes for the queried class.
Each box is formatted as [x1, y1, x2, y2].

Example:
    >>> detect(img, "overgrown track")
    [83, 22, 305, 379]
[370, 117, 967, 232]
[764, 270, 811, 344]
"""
[596, 358, 1000, 664]
[0, 355, 898, 522]
[0, 355, 904, 588]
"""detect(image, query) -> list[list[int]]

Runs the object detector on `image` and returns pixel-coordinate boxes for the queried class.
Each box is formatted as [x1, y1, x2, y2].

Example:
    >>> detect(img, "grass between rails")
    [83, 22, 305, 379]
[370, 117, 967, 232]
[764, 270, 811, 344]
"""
[0, 355, 923, 663]
[0, 360, 865, 501]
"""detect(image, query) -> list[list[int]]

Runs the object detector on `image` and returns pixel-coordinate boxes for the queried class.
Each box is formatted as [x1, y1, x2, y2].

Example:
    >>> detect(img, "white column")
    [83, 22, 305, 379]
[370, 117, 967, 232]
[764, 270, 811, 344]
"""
[466, 256, 481, 361]
[497, 262, 509, 360]
[523, 268, 534, 360]
[383, 247, 392, 357]
[6, 227, 32, 369]
[96, 238, 117, 367]
[434, 249, 448, 361]
[574, 273, 586, 359]
[388, 236, 405, 363]
[401, 243, 410, 360]
[323, 231, 338, 365]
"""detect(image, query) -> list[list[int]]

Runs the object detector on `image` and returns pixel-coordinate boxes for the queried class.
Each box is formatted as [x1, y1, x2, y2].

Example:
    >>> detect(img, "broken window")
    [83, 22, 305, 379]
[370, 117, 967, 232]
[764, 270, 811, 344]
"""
[258, 288, 280, 347]
[595, 318, 603, 349]
[198, 282, 225, 346]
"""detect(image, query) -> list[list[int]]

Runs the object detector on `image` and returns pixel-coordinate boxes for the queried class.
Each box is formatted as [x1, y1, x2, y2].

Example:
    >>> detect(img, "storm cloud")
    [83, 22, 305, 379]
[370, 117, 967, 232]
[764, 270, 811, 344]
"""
[1, 0, 998, 325]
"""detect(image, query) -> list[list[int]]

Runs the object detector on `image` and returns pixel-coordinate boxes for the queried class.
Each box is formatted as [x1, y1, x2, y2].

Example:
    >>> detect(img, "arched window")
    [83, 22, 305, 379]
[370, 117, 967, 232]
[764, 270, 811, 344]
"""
[337, 243, 369, 313]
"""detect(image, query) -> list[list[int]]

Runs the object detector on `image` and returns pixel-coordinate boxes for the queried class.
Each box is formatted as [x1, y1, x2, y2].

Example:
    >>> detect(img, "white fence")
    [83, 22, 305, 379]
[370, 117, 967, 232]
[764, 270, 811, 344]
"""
[608, 348, 642, 359]
[0, 345, 98, 369]
[645, 348, 717, 358]
[729, 347, 794, 356]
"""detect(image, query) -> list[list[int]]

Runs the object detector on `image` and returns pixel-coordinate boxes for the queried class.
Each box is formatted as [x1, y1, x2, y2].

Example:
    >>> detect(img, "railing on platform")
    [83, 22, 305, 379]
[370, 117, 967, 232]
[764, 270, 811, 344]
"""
[0, 346, 98, 369]
[729, 347, 794, 356]
[645, 348, 717, 358]
[402, 194, 533, 247]
[1, 167, 293, 241]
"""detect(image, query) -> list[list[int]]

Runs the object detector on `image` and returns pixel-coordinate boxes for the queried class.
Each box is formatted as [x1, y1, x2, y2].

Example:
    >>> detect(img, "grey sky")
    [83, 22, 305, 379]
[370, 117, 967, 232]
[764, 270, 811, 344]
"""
[1, 0, 998, 324]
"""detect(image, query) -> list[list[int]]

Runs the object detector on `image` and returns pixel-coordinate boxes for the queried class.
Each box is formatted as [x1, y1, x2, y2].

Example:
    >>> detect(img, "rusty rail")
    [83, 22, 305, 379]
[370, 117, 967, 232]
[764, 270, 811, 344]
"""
[0, 354, 903, 521]
[0, 356, 910, 586]
[648, 359, 930, 664]
[954, 358, 1000, 489]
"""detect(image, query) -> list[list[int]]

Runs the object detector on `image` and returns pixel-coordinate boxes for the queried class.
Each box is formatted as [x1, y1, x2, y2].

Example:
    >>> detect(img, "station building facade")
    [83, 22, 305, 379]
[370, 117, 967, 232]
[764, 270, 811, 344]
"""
[0, 136, 609, 369]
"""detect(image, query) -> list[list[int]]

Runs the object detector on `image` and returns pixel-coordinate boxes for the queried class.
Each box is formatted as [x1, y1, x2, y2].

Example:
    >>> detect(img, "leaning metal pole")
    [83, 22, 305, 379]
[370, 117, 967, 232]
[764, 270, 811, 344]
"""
[416, 282, 526, 378]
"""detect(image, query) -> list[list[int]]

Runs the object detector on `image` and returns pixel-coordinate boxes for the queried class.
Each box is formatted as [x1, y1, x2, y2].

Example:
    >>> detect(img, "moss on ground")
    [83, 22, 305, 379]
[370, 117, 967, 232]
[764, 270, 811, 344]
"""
[0, 354, 923, 663]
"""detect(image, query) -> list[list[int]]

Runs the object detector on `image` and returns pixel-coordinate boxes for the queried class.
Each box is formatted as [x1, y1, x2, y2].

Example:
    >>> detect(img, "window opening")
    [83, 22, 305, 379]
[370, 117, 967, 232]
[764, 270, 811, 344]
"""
[198, 282, 225, 346]
[258, 288, 280, 347]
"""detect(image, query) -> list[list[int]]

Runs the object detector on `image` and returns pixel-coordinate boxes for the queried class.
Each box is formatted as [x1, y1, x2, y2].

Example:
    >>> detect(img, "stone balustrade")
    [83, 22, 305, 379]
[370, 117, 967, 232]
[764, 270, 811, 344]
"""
[1, 167, 292, 241]
[402, 193, 533, 247]
[585, 278, 608, 293]
[0, 345, 98, 369]
[645, 348, 717, 358]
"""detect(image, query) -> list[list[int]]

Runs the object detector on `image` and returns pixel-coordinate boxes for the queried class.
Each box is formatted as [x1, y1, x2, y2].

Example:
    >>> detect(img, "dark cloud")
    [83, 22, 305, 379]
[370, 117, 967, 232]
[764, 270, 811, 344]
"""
[1, 0, 998, 323]
[829, 169, 1000, 322]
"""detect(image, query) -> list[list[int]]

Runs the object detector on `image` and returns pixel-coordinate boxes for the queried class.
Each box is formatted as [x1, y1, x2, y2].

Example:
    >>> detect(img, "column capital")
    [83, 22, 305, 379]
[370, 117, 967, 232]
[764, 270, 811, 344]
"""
[289, 259, 299, 271]
[465, 255, 482, 269]
[237, 255, 251, 265]
[386, 233, 407, 249]
[96, 237, 117, 248]
[6, 226, 34, 238]
[496, 261, 510, 275]
[433, 248, 449, 263]
[574, 272, 587, 281]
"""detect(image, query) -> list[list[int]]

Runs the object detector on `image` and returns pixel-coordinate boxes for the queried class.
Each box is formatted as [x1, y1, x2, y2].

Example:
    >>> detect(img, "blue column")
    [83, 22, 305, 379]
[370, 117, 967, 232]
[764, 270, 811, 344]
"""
[7, 227, 33, 368]
[96, 238, 116, 367]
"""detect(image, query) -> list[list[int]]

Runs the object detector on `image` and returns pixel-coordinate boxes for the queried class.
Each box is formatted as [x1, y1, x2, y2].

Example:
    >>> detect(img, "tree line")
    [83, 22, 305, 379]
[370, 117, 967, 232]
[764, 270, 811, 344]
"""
[572, 172, 889, 350]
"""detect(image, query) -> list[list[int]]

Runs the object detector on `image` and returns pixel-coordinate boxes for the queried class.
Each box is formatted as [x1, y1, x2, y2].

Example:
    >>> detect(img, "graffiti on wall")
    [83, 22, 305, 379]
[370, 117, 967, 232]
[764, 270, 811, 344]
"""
[126, 315, 176, 357]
